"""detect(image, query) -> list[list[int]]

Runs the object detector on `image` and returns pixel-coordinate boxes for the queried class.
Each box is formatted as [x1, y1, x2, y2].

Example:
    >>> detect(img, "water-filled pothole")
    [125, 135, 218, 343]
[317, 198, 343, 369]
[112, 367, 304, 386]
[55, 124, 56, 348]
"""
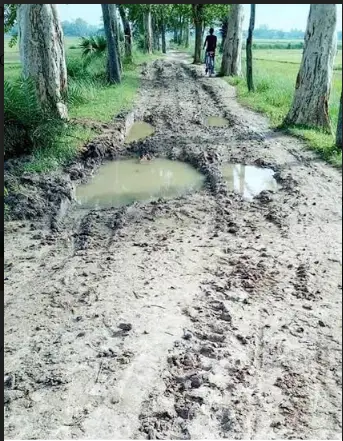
[206, 116, 229, 127]
[124, 121, 154, 144]
[221, 164, 278, 200]
[76, 158, 205, 209]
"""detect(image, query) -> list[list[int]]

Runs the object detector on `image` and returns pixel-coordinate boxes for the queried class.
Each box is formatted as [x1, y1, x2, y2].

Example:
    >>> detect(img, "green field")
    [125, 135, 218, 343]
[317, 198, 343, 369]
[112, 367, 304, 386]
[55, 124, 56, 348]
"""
[252, 48, 342, 70]
[4, 36, 82, 64]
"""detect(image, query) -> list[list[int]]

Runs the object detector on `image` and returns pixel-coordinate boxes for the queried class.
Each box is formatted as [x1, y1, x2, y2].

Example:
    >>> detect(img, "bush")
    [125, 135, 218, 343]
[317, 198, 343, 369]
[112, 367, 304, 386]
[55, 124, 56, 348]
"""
[67, 78, 98, 106]
[4, 77, 69, 159]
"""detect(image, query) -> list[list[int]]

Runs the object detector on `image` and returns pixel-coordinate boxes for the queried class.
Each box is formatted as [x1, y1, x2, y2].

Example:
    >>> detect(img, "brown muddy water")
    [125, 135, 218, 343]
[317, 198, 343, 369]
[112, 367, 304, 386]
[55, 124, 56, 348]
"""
[222, 164, 278, 200]
[75, 158, 205, 209]
[206, 116, 229, 127]
[124, 122, 155, 144]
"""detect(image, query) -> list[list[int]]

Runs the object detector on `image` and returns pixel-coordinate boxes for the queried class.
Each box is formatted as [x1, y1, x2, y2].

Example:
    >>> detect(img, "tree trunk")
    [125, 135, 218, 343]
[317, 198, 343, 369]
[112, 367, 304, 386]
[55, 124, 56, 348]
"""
[110, 5, 122, 72]
[246, 4, 255, 92]
[284, 4, 337, 132]
[184, 18, 190, 48]
[152, 15, 159, 52]
[143, 8, 153, 54]
[118, 5, 132, 63]
[220, 4, 244, 77]
[192, 4, 204, 64]
[220, 16, 228, 53]
[101, 4, 121, 84]
[17, 4, 68, 119]
[178, 16, 183, 46]
[173, 28, 177, 43]
[161, 21, 167, 54]
[336, 91, 342, 148]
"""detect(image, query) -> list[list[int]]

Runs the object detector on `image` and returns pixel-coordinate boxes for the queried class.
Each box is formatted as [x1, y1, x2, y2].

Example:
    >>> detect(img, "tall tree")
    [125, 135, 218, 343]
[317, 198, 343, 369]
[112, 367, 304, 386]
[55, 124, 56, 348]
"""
[143, 5, 153, 54]
[101, 4, 121, 84]
[17, 4, 68, 119]
[336, 91, 342, 148]
[284, 4, 337, 132]
[118, 5, 133, 63]
[192, 4, 204, 64]
[220, 5, 244, 76]
[161, 9, 167, 54]
[246, 4, 256, 92]
[111, 4, 122, 72]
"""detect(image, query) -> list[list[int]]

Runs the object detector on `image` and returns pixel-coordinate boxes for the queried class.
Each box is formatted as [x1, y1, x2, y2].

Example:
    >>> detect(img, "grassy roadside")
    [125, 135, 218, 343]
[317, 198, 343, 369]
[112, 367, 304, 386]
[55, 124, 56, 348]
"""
[4, 41, 161, 173]
[186, 43, 342, 167]
[224, 58, 341, 167]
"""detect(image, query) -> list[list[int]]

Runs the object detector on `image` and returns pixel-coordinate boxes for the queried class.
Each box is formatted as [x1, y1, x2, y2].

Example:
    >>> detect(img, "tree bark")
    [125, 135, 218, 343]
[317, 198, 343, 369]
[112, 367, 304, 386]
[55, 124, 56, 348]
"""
[178, 16, 183, 46]
[17, 4, 68, 119]
[152, 15, 159, 52]
[161, 21, 167, 54]
[143, 8, 153, 54]
[118, 5, 132, 63]
[220, 16, 228, 53]
[336, 91, 342, 148]
[101, 4, 121, 84]
[246, 4, 255, 92]
[184, 18, 190, 48]
[221, 4, 244, 77]
[192, 4, 204, 64]
[284, 4, 337, 132]
[110, 5, 122, 72]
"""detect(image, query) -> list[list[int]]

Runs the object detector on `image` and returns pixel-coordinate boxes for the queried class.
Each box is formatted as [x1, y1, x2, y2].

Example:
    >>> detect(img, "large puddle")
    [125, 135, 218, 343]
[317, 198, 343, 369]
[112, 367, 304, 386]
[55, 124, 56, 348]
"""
[222, 164, 278, 200]
[76, 158, 205, 209]
[124, 122, 154, 144]
[206, 116, 229, 127]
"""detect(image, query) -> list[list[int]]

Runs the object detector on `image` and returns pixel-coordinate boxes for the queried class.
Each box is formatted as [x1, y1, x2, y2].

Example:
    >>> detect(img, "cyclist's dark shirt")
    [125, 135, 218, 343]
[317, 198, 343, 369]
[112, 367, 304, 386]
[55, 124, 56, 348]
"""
[205, 35, 217, 52]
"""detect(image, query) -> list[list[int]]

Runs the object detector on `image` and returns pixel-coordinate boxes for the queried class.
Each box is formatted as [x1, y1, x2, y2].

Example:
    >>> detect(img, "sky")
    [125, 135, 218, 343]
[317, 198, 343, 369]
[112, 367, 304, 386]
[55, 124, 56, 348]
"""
[57, 4, 343, 32]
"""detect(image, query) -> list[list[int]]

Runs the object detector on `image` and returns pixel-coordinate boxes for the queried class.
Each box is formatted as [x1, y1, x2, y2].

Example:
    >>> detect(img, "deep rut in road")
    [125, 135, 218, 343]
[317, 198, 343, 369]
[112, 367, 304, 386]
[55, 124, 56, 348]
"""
[4, 55, 342, 439]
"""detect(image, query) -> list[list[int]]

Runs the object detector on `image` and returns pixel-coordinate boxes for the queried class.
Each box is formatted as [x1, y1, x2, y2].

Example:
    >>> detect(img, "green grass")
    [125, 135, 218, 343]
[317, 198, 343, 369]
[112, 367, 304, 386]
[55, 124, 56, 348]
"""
[21, 125, 94, 173]
[4, 37, 160, 173]
[250, 48, 342, 70]
[224, 57, 341, 166]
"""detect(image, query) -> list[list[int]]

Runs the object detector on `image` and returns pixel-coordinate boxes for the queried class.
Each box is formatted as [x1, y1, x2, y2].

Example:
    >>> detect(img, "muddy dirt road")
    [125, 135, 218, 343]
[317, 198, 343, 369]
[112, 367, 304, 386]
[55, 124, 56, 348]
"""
[4, 53, 342, 439]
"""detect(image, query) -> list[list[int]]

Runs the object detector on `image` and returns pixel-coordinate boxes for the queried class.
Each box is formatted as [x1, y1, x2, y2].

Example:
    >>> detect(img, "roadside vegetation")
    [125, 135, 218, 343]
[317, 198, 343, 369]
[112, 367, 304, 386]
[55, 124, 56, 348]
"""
[226, 54, 342, 166]
[4, 3, 342, 176]
[4, 36, 159, 173]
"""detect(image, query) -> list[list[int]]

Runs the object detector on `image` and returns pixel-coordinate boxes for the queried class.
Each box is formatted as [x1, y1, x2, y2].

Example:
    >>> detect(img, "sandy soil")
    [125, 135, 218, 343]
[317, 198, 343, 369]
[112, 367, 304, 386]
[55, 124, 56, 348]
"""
[4, 52, 342, 439]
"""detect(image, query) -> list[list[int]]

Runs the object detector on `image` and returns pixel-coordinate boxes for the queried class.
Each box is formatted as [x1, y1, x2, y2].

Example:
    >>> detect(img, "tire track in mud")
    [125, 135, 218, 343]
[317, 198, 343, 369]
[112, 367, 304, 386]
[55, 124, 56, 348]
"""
[4, 55, 342, 439]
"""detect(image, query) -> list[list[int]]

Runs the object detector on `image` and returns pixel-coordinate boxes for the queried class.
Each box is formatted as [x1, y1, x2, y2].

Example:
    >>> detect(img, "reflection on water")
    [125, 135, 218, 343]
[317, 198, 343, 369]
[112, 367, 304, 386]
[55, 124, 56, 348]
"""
[76, 158, 205, 209]
[124, 122, 155, 144]
[206, 116, 229, 127]
[222, 164, 278, 200]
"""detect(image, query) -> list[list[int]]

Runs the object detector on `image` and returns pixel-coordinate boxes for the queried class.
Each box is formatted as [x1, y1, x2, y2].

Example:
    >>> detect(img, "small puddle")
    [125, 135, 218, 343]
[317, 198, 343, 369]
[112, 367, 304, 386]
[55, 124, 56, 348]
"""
[206, 116, 229, 127]
[221, 164, 278, 200]
[124, 122, 154, 143]
[76, 158, 205, 209]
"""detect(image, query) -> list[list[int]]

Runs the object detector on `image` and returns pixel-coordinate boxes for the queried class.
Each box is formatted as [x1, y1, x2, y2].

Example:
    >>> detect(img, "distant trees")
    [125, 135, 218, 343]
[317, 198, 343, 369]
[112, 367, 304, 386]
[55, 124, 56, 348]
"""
[61, 18, 100, 37]
[284, 4, 337, 132]
[118, 5, 133, 62]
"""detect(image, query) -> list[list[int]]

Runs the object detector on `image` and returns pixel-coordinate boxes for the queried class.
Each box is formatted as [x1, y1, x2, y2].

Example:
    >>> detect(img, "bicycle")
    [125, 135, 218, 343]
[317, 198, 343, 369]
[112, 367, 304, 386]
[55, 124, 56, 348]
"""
[205, 51, 215, 77]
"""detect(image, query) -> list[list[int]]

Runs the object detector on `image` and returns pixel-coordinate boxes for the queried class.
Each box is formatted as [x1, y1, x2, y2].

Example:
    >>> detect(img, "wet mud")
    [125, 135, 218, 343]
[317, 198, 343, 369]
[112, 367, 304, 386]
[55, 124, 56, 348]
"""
[4, 54, 342, 439]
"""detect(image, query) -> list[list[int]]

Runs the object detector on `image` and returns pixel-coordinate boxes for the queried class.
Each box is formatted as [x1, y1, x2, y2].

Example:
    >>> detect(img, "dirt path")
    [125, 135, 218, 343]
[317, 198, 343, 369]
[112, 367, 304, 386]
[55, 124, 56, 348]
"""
[4, 52, 342, 439]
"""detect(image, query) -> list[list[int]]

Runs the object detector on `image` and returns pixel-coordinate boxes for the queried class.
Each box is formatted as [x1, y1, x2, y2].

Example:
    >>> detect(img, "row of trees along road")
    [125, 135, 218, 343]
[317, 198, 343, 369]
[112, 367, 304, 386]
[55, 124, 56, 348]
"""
[5, 4, 342, 148]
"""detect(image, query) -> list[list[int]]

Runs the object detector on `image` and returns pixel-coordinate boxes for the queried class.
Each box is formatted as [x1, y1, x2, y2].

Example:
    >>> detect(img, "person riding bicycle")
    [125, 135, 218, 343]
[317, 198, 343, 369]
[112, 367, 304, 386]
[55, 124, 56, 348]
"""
[203, 28, 217, 75]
